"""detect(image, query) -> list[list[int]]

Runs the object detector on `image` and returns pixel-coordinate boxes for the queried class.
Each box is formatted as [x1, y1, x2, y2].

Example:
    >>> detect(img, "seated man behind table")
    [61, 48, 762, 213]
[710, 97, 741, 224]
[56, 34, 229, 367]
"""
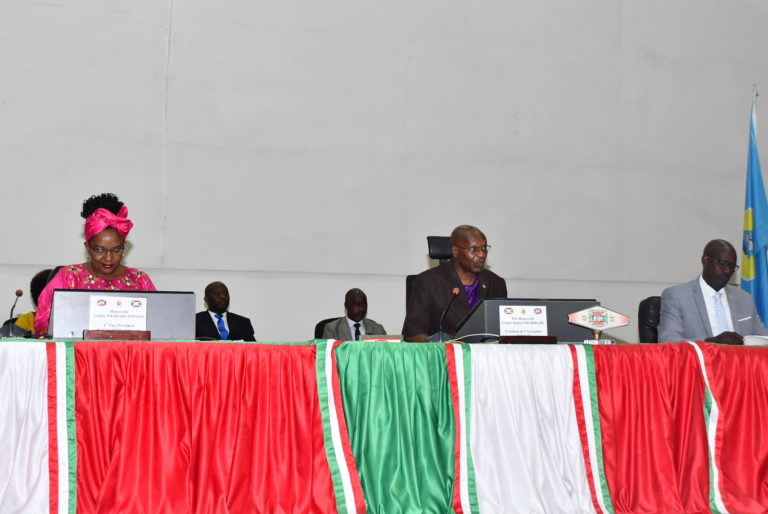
[195, 281, 256, 341]
[402, 225, 507, 342]
[658, 239, 768, 344]
[322, 288, 386, 340]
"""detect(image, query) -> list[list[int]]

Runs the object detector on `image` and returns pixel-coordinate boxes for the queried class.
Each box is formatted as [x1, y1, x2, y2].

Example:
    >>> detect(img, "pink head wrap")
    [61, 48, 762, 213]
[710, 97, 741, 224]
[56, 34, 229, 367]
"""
[83, 206, 133, 241]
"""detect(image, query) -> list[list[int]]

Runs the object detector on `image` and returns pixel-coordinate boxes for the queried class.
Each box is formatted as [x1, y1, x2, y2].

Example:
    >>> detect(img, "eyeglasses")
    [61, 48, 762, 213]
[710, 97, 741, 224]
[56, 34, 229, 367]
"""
[89, 245, 124, 255]
[710, 258, 739, 271]
[455, 245, 491, 255]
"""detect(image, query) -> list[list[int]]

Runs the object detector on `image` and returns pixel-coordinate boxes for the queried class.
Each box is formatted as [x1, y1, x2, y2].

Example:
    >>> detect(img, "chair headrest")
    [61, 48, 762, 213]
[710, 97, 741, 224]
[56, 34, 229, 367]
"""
[427, 236, 452, 261]
[639, 296, 661, 327]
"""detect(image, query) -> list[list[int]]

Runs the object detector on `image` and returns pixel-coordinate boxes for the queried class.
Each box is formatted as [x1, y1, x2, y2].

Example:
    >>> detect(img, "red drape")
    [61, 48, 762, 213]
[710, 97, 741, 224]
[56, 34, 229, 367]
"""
[74, 341, 337, 514]
[592, 344, 710, 513]
[696, 343, 768, 512]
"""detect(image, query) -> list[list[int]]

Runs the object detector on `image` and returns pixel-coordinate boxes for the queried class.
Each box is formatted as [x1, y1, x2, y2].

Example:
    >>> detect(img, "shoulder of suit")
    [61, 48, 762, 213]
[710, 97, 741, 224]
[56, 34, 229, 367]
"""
[417, 261, 452, 278]
[323, 317, 345, 333]
[322, 317, 344, 330]
[662, 278, 699, 295]
[725, 284, 750, 298]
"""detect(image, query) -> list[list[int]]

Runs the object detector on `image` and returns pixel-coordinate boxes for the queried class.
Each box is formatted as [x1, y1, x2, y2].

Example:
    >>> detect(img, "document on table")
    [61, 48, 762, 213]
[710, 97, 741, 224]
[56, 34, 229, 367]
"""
[743, 335, 768, 346]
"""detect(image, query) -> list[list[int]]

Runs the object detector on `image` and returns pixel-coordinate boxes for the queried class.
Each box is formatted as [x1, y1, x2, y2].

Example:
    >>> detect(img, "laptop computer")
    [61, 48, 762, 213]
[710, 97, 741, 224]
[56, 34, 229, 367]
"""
[50, 289, 196, 340]
[454, 298, 600, 343]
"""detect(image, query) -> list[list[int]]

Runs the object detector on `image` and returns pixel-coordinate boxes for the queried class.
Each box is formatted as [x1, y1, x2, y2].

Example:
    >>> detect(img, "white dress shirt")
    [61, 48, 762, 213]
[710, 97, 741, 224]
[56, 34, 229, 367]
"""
[345, 317, 366, 340]
[699, 275, 734, 335]
[208, 310, 230, 337]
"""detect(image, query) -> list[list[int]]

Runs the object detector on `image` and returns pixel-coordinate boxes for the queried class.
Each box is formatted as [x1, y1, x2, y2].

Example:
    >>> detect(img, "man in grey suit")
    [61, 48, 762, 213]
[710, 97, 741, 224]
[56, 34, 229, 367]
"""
[659, 239, 768, 344]
[322, 288, 386, 341]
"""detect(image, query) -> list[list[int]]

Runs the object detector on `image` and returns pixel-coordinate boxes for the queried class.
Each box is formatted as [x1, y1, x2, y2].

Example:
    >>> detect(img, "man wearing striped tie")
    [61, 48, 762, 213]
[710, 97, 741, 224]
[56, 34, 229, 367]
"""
[658, 239, 768, 344]
[195, 281, 256, 341]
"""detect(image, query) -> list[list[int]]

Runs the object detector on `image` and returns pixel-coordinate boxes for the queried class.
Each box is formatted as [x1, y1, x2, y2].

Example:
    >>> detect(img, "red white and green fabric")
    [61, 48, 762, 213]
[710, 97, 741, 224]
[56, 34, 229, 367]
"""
[333, 341, 458, 512]
[343, 341, 768, 513]
[447, 342, 768, 513]
[448, 343, 595, 513]
[687, 341, 768, 513]
[333, 342, 595, 512]
[569, 342, 768, 513]
[3, 340, 768, 513]
[570, 342, 710, 512]
[0, 340, 365, 513]
[0, 341, 74, 513]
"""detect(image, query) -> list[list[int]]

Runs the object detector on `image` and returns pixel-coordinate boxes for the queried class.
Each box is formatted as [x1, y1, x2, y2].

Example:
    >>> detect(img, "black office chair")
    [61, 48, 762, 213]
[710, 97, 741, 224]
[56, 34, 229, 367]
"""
[638, 296, 661, 343]
[314, 317, 338, 339]
[426, 236, 452, 262]
[406, 236, 453, 305]
[47, 266, 64, 284]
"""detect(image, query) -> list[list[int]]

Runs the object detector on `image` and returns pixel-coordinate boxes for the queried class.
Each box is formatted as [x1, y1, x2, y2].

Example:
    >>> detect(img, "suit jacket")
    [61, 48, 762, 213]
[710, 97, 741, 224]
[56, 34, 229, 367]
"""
[658, 278, 768, 342]
[402, 261, 507, 340]
[322, 317, 386, 340]
[195, 311, 256, 341]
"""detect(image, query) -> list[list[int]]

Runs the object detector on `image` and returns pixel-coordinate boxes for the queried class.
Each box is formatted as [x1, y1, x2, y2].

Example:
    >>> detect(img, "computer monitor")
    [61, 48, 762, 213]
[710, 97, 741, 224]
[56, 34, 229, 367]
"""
[454, 298, 600, 343]
[50, 289, 196, 340]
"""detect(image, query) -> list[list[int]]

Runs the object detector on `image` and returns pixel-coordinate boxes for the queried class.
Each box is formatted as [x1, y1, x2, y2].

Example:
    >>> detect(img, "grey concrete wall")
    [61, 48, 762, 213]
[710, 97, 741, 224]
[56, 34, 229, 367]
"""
[1, 0, 767, 341]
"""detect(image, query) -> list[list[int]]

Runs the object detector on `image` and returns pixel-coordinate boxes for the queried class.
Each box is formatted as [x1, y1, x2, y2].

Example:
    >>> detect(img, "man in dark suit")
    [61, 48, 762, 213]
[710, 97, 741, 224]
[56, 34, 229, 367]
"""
[659, 239, 768, 344]
[322, 288, 386, 340]
[402, 225, 507, 342]
[195, 281, 256, 341]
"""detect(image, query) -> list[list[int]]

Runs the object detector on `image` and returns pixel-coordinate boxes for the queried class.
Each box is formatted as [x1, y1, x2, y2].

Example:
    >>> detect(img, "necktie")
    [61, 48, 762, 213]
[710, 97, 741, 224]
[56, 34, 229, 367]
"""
[216, 313, 229, 340]
[354, 322, 361, 341]
[713, 292, 728, 334]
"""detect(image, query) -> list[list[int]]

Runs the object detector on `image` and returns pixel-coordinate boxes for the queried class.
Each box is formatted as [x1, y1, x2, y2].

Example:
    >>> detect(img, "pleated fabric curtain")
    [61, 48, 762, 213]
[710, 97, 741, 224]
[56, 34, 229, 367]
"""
[0, 340, 364, 514]
[1, 340, 768, 513]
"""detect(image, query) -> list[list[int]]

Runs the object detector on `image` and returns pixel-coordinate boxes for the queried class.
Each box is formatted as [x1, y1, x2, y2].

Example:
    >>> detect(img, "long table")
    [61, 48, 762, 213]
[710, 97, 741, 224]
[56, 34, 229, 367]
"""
[1, 339, 767, 513]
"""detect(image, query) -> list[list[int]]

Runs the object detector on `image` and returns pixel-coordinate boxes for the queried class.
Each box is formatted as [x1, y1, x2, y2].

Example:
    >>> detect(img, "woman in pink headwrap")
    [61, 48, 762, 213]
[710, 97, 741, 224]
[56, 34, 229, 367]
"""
[34, 193, 156, 335]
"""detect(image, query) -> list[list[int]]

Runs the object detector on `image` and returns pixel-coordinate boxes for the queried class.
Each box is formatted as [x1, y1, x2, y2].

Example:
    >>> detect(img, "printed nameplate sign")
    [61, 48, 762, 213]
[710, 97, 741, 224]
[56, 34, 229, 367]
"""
[499, 305, 548, 336]
[89, 295, 148, 331]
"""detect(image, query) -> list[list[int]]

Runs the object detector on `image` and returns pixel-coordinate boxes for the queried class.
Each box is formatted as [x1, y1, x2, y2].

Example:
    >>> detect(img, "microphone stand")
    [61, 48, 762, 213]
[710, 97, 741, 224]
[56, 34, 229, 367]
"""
[0, 290, 25, 338]
[438, 288, 460, 343]
[9, 290, 22, 321]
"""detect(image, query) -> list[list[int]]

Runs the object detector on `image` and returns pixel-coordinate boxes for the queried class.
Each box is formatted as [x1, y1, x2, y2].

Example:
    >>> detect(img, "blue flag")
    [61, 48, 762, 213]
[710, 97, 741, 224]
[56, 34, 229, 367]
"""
[741, 100, 768, 324]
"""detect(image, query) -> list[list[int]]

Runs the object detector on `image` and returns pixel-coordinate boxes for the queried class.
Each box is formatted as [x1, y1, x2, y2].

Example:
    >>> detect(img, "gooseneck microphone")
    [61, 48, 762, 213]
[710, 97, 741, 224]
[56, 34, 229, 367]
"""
[438, 288, 460, 343]
[9, 289, 22, 321]
[0, 290, 24, 338]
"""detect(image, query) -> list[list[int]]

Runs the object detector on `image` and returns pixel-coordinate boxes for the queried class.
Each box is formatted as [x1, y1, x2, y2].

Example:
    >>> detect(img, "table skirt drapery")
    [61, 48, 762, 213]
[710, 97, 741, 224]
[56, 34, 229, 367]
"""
[1, 340, 767, 513]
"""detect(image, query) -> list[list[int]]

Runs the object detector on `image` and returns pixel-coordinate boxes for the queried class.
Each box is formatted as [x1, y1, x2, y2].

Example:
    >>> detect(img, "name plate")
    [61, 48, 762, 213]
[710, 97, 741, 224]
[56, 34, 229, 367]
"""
[89, 295, 148, 331]
[499, 305, 548, 336]
[360, 335, 403, 343]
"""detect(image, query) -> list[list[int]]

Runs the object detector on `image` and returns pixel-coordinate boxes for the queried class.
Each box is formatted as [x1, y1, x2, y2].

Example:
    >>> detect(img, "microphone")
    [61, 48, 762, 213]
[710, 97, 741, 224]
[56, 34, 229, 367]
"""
[438, 288, 461, 343]
[0, 290, 26, 338]
[9, 289, 22, 321]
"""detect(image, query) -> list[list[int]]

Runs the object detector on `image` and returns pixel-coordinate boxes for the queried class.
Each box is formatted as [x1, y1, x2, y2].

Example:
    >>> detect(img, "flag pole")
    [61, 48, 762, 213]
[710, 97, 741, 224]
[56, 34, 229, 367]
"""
[743, 84, 768, 325]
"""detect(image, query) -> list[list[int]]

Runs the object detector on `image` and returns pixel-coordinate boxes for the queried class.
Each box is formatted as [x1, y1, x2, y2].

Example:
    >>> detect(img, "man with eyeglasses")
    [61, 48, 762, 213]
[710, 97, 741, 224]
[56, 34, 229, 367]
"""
[658, 239, 767, 344]
[403, 225, 507, 342]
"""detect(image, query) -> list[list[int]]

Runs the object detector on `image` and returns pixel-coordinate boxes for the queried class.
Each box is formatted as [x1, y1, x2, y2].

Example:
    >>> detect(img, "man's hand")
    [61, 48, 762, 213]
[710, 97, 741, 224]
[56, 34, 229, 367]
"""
[705, 331, 744, 345]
